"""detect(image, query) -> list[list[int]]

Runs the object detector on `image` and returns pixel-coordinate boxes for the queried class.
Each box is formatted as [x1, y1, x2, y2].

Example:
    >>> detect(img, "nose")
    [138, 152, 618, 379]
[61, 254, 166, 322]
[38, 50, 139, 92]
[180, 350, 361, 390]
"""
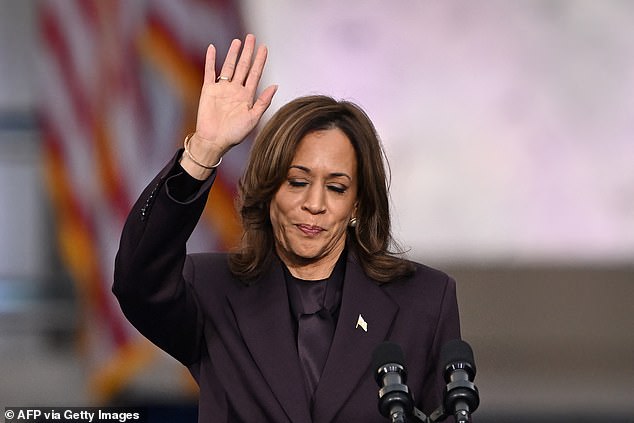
[301, 184, 326, 214]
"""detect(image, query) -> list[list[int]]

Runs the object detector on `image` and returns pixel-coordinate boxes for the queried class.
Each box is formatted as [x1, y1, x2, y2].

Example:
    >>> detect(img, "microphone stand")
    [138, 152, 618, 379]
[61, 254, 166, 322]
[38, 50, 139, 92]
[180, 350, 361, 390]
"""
[379, 377, 476, 422]
[408, 407, 429, 423]
[407, 405, 464, 423]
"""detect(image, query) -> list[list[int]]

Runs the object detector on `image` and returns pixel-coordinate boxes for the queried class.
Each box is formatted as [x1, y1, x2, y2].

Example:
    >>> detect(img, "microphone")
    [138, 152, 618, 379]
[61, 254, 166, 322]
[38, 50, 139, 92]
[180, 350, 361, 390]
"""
[439, 339, 479, 423]
[372, 342, 414, 423]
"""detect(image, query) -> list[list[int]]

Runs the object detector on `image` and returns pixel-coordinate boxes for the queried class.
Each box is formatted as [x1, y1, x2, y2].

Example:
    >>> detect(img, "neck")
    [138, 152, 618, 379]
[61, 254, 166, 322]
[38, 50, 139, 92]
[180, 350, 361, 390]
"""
[284, 255, 339, 280]
[277, 248, 344, 281]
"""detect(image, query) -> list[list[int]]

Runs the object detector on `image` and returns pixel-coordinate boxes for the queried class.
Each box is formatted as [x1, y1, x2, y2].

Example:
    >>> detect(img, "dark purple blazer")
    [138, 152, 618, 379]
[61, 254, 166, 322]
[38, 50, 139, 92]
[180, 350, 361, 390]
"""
[113, 152, 461, 423]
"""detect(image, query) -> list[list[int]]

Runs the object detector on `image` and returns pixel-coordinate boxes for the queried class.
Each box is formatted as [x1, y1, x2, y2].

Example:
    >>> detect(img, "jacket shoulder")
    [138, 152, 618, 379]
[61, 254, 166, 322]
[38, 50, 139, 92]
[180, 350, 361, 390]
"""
[381, 260, 457, 305]
[398, 260, 455, 287]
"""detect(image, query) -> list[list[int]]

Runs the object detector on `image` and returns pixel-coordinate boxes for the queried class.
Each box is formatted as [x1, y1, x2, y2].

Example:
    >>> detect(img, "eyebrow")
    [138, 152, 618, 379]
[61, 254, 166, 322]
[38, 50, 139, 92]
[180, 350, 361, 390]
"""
[289, 165, 352, 181]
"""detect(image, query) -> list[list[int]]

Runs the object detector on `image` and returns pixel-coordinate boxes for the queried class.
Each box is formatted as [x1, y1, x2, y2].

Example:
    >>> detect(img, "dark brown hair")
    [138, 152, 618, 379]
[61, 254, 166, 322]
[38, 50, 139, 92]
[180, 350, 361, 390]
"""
[229, 95, 415, 282]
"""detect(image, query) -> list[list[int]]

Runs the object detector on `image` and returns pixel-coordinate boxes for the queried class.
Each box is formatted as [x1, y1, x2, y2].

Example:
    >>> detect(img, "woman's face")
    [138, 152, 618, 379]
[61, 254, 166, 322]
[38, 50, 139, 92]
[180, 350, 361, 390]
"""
[270, 128, 358, 277]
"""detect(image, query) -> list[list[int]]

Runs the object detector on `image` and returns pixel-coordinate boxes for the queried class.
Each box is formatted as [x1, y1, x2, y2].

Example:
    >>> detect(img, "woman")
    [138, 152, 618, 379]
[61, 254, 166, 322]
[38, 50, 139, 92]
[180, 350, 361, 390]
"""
[114, 34, 461, 422]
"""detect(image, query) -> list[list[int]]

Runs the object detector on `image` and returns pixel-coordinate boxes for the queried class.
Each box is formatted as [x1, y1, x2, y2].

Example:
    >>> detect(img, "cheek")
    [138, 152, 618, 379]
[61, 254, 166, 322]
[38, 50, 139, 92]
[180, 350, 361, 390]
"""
[270, 190, 296, 219]
[269, 193, 292, 234]
[338, 197, 357, 222]
[329, 203, 355, 236]
[269, 200, 282, 233]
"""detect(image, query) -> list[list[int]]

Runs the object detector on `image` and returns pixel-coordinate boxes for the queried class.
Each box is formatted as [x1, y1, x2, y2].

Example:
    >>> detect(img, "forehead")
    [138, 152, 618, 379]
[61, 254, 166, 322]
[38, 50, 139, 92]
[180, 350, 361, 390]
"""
[291, 128, 357, 175]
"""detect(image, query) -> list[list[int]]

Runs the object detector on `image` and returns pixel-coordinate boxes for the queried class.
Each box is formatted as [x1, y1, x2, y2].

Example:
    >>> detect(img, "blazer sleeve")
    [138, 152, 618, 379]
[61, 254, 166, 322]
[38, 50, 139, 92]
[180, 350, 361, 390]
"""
[112, 150, 215, 365]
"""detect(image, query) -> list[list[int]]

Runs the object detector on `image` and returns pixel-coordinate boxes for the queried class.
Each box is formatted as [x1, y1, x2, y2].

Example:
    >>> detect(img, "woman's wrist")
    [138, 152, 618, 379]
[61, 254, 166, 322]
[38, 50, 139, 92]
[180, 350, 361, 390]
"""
[179, 133, 224, 180]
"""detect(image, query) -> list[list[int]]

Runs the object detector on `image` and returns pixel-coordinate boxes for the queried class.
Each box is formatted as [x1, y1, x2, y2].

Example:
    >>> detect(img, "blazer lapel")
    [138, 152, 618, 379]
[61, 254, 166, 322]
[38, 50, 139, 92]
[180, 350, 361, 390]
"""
[227, 260, 312, 423]
[312, 256, 399, 423]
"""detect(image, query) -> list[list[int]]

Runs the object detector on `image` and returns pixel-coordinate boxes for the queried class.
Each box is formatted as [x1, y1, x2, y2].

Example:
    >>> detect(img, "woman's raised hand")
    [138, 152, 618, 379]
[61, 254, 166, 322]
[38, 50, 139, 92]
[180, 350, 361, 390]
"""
[182, 34, 277, 179]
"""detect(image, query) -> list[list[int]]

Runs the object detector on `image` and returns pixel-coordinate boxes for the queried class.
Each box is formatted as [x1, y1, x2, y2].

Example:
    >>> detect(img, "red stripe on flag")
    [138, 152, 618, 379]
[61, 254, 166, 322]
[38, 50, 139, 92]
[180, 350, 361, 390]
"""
[39, 115, 129, 347]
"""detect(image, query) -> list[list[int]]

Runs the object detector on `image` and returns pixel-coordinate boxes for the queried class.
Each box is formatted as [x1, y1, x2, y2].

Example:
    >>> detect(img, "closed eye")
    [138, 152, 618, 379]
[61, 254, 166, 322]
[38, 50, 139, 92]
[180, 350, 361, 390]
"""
[288, 179, 308, 188]
[328, 185, 347, 194]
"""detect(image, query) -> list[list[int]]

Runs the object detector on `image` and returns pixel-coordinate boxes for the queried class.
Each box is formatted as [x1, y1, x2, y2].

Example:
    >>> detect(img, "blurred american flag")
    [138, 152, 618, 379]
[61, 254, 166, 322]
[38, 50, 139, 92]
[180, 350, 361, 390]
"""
[37, 0, 244, 402]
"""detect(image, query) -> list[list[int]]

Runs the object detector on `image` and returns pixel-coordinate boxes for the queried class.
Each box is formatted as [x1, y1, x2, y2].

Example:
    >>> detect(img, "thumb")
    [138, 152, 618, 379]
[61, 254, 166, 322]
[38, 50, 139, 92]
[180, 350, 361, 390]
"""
[251, 84, 278, 117]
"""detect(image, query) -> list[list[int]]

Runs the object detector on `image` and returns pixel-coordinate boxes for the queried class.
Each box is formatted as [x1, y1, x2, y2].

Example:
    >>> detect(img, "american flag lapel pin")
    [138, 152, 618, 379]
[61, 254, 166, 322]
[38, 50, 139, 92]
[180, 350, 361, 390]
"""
[355, 314, 368, 332]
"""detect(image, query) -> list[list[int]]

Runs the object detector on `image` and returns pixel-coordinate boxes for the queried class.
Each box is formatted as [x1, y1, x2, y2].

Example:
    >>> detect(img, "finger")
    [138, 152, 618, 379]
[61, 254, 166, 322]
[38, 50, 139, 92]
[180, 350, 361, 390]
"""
[244, 44, 268, 93]
[251, 84, 278, 117]
[232, 34, 256, 85]
[218, 38, 242, 80]
[203, 44, 216, 85]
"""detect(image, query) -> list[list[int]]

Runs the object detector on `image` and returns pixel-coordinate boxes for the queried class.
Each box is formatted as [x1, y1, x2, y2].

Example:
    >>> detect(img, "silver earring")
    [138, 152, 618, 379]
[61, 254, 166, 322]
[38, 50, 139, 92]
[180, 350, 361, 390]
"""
[349, 217, 358, 228]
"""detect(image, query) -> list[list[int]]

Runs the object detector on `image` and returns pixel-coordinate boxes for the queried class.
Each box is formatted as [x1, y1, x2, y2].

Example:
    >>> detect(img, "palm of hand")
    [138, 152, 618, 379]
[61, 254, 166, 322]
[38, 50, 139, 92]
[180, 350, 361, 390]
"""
[193, 35, 277, 154]
[196, 82, 262, 149]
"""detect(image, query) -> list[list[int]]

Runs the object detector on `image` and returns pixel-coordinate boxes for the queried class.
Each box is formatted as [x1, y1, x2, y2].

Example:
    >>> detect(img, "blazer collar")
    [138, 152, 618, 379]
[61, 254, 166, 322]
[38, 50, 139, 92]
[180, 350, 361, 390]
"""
[227, 258, 312, 423]
[312, 254, 399, 423]
[227, 254, 399, 423]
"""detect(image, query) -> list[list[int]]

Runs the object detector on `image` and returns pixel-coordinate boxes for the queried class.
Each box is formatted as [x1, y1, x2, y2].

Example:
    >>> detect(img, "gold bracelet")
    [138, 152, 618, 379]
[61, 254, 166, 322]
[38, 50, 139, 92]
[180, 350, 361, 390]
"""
[183, 133, 222, 169]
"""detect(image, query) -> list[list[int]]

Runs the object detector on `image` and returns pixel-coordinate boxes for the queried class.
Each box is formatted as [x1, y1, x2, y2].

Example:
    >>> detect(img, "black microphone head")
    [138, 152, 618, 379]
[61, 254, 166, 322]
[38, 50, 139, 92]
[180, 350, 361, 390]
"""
[440, 339, 476, 380]
[372, 341, 405, 369]
[372, 342, 414, 418]
[372, 342, 406, 384]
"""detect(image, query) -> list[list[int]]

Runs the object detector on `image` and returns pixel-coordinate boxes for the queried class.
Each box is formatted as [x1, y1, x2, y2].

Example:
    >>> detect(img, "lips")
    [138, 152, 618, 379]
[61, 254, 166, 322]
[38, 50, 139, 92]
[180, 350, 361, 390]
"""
[296, 224, 325, 236]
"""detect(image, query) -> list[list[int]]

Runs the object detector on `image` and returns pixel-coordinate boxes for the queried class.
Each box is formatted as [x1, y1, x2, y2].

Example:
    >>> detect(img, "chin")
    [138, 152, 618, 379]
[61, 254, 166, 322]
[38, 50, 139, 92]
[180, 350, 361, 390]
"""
[286, 242, 330, 261]
[290, 248, 322, 261]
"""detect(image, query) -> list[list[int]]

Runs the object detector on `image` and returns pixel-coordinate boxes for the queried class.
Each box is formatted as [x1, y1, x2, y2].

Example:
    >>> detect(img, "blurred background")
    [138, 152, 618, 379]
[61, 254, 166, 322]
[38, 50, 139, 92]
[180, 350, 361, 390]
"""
[1, 0, 633, 422]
